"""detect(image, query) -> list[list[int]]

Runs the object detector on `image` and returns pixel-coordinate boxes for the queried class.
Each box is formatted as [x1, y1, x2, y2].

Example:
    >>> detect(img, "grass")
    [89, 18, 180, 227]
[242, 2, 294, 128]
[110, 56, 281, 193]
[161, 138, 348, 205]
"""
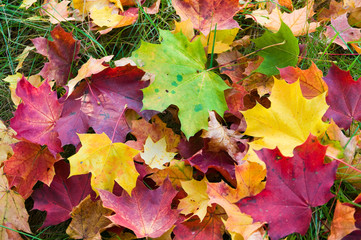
[1, 0, 361, 239]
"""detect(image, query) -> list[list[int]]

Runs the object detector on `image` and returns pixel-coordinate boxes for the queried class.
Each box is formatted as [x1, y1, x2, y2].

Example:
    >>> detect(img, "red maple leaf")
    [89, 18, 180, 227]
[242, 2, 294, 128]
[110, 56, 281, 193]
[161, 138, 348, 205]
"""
[31, 25, 80, 86]
[173, 205, 226, 240]
[10, 76, 63, 154]
[99, 179, 179, 238]
[237, 135, 338, 239]
[56, 65, 151, 145]
[323, 64, 361, 129]
[31, 160, 94, 228]
[4, 141, 61, 199]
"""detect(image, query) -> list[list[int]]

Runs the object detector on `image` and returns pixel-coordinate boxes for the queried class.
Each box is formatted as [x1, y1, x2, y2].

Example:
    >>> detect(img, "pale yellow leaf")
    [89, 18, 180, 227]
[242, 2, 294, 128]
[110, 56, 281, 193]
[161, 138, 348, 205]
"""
[248, 6, 319, 36]
[20, 0, 37, 9]
[140, 137, 176, 170]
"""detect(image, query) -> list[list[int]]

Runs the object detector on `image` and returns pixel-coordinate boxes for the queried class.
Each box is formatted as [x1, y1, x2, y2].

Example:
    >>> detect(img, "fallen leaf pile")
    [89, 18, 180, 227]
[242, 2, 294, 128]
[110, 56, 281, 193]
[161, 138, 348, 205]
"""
[3, 0, 361, 239]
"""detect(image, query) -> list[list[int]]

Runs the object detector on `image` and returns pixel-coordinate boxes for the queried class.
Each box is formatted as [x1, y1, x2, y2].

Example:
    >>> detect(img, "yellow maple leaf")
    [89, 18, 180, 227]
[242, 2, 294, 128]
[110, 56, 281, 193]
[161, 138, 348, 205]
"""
[68, 133, 140, 195]
[91, 6, 123, 27]
[140, 136, 176, 170]
[149, 160, 193, 189]
[242, 78, 329, 156]
[207, 180, 264, 239]
[177, 178, 211, 221]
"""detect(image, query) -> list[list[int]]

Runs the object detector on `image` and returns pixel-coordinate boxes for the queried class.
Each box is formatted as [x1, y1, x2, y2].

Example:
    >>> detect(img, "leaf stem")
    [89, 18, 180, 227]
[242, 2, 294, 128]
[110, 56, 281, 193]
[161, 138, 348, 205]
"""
[111, 104, 128, 143]
[206, 40, 286, 72]
[327, 154, 361, 174]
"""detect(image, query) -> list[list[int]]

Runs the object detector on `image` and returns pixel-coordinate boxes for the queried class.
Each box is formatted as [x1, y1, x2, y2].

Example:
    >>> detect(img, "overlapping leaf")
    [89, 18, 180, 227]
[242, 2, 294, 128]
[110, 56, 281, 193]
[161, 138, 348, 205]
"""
[4, 141, 60, 198]
[253, 21, 299, 76]
[172, 0, 240, 36]
[32, 161, 93, 227]
[10, 77, 63, 154]
[237, 135, 338, 239]
[131, 30, 229, 138]
[323, 64, 361, 130]
[68, 133, 140, 195]
[242, 78, 329, 156]
[99, 179, 179, 238]
[31, 25, 80, 86]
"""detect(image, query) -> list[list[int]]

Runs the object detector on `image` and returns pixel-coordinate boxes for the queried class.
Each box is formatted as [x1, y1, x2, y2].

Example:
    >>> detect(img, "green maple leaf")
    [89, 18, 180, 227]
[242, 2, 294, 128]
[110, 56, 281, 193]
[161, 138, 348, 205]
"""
[254, 21, 299, 76]
[131, 30, 229, 138]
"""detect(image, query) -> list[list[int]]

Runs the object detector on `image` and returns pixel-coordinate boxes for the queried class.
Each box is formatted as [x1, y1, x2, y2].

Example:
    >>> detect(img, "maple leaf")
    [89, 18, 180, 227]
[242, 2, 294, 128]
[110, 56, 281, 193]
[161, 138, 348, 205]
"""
[99, 179, 179, 238]
[140, 137, 176, 169]
[57, 65, 149, 145]
[248, 6, 319, 36]
[149, 159, 193, 189]
[223, 208, 263, 240]
[90, 6, 138, 30]
[81, 65, 149, 143]
[129, 115, 180, 152]
[329, 200, 358, 240]
[66, 196, 112, 240]
[31, 25, 80, 86]
[188, 146, 236, 181]
[171, 0, 240, 36]
[0, 167, 31, 240]
[67, 55, 113, 96]
[10, 77, 63, 154]
[31, 160, 93, 228]
[279, 61, 328, 99]
[242, 78, 329, 157]
[68, 133, 140, 195]
[216, 50, 248, 84]
[3, 73, 41, 106]
[237, 135, 338, 239]
[55, 98, 90, 146]
[4, 141, 60, 199]
[253, 21, 299, 76]
[324, 13, 361, 49]
[323, 64, 361, 130]
[207, 161, 266, 204]
[173, 205, 226, 240]
[131, 30, 229, 138]
[206, 169, 265, 239]
[72, 0, 138, 33]
[178, 178, 211, 221]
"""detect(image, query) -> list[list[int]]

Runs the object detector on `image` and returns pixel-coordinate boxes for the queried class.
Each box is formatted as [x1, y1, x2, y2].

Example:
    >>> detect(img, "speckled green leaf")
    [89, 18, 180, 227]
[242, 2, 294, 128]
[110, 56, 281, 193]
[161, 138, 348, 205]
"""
[131, 30, 229, 138]
[253, 21, 299, 76]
